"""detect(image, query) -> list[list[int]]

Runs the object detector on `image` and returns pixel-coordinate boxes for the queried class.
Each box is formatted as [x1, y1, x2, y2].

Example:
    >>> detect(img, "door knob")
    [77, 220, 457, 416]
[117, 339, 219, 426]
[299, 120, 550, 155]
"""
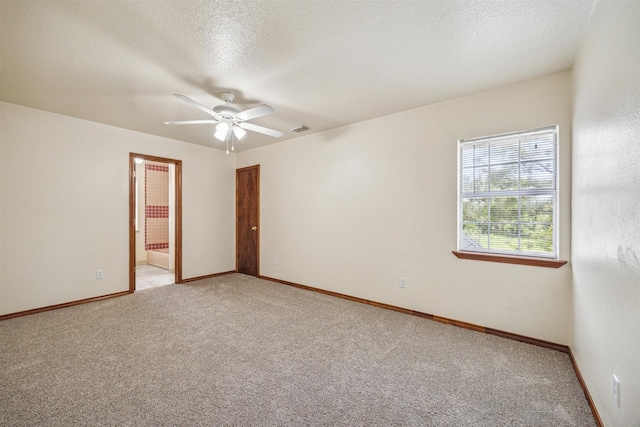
[251, 226, 258, 231]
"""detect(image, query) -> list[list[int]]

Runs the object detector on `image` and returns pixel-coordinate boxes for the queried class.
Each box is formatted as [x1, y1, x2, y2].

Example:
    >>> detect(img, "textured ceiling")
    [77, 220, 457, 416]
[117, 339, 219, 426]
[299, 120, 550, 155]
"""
[0, 0, 596, 152]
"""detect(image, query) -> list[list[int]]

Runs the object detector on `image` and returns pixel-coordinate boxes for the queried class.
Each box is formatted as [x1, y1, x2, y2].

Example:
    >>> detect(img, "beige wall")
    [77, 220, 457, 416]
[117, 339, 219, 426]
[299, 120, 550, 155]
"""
[237, 72, 573, 344]
[0, 102, 236, 315]
[572, 1, 640, 426]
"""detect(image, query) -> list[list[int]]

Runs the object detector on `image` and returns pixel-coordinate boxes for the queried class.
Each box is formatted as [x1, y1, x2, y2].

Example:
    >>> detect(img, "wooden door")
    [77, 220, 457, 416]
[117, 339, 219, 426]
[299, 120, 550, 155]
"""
[236, 165, 260, 276]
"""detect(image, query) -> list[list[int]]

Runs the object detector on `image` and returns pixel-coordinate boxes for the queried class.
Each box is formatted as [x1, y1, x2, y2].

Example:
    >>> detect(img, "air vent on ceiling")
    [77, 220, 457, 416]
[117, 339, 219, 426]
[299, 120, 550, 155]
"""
[288, 124, 310, 133]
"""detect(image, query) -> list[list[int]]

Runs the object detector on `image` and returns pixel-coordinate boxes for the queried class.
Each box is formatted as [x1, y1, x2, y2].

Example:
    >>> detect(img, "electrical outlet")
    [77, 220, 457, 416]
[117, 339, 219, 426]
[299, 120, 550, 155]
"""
[400, 277, 406, 288]
[274, 257, 279, 265]
[613, 375, 620, 407]
[96, 269, 104, 279]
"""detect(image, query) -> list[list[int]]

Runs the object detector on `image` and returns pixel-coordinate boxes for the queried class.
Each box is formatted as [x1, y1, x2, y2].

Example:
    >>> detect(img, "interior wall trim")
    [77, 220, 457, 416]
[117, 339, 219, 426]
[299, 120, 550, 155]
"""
[259, 274, 601, 426]
[0, 271, 602, 426]
[178, 270, 236, 283]
[569, 349, 604, 427]
[0, 291, 132, 321]
[0, 271, 237, 320]
[259, 275, 568, 352]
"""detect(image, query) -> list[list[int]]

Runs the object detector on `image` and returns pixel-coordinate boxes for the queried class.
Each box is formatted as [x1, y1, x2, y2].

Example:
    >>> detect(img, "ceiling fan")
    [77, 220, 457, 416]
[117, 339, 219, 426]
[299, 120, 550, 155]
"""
[165, 92, 283, 153]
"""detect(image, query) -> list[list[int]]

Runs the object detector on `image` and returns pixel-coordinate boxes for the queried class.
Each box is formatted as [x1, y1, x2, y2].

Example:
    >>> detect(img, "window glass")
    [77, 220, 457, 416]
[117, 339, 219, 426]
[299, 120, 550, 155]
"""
[458, 126, 558, 258]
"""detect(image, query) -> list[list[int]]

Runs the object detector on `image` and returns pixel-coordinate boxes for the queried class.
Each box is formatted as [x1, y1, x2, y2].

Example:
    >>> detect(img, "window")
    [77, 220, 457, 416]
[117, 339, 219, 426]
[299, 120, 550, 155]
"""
[458, 126, 558, 259]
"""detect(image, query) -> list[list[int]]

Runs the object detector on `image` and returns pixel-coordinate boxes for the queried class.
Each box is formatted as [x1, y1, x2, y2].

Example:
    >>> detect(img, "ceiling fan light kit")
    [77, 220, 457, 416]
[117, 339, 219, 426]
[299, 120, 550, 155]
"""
[232, 125, 247, 140]
[214, 122, 229, 141]
[164, 91, 283, 153]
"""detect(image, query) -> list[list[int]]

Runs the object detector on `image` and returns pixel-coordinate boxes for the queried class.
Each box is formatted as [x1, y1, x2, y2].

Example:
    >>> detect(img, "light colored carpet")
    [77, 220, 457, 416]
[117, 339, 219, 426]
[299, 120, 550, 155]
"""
[0, 274, 595, 426]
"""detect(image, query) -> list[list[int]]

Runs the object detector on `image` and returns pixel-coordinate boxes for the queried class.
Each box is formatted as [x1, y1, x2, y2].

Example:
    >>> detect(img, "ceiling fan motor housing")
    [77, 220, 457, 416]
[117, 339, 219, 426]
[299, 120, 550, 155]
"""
[220, 91, 235, 103]
[213, 105, 240, 118]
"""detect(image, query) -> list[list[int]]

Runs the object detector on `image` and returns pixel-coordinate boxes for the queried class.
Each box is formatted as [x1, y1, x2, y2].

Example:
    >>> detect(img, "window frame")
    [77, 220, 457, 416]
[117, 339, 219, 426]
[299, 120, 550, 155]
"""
[456, 126, 560, 261]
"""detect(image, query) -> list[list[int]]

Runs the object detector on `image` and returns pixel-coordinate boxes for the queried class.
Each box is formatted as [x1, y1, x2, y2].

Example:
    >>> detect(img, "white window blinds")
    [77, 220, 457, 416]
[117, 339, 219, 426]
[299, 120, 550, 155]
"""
[459, 126, 558, 258]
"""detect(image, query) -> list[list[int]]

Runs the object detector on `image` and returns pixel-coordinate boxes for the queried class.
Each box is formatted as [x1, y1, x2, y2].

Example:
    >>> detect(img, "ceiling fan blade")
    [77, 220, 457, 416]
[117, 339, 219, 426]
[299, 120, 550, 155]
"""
[237, 122, 284, 138]
[164, 119, 218, 125]
[235, 104, 274, 121]
[173, 94, 216, 116]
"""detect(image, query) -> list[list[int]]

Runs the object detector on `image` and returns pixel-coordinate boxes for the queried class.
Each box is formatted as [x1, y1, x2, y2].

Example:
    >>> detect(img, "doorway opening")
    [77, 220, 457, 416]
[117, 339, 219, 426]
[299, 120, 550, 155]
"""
[129, 153, 183, 292]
